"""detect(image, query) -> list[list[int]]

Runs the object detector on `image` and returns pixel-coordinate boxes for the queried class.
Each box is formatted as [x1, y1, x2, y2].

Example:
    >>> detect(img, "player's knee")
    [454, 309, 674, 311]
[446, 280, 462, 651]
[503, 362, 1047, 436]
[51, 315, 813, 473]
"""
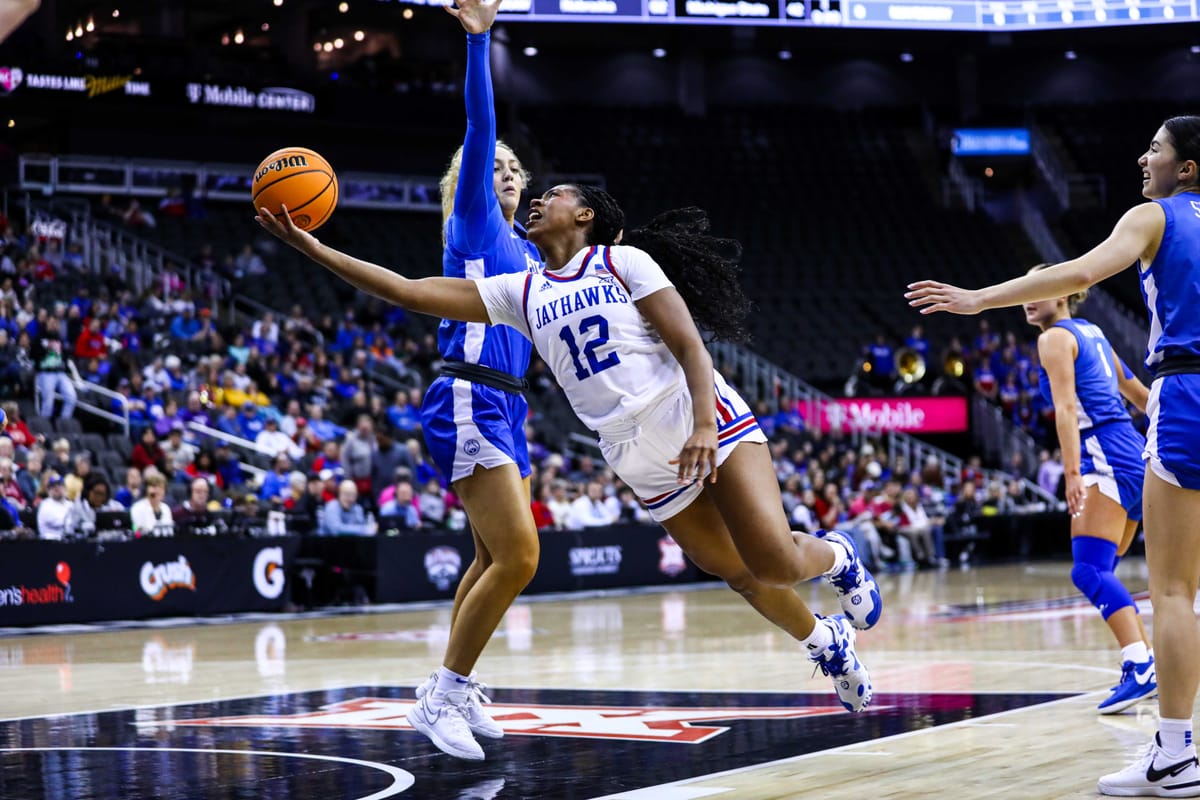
[1071, 536, 1132, 620]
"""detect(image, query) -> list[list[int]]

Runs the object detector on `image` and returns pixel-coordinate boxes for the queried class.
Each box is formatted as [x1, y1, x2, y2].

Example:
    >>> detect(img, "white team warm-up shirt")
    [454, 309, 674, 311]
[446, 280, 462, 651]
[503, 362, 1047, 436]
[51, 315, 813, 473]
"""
[475, 244, 685, 432]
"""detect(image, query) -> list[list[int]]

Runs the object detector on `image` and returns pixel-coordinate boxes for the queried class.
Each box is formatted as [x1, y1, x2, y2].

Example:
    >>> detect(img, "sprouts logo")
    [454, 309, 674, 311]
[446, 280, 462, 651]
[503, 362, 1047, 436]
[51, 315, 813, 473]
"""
[253, 547, 286, 600]
[569, 546, 622, 576]
[140, 556, 196, 601]
[0, 561, 75, 608]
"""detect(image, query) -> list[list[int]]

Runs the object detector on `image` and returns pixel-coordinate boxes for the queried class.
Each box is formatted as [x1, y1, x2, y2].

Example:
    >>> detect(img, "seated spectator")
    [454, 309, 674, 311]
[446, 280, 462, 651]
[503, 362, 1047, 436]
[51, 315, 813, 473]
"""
[162, 424, 197, 479]
[379, 480, 420, 530]
[65, 476, 124, 538]
[791, 488, 820, 534]
[565, 480, 618, 530]
[370, 423, 415, 500]
[173, 477, 224, 536]
[531, 482, 556, 531]
[320, 479, 374, 536]
[255, 416, 302, 459]
[614, 485, 654, 525]
[36, 475, 71, 540]
[0, 456, 27, 510]
[385, 390, 420, 434]
[131, 473, 175, 537]
[115, 466, 144, 508]
[258, 453, 293, 506]
[284, 472, 324, 533]
[415, 479, 446, 528]
[896, 487, 941, 567]
[278, 399, 303, 438]
[305, 403, 346, 443]
[311, 440, 343, 477]
[547, 480, 572, 529]
[2, 401, 39, 452]
[131, 427, 166, 473]
[213, 444, 244, 488]
[237, 401, 266, 441]
[185, 449, 225, 490]
[74, 317, 106, 359]
[16, 450, 43, 501]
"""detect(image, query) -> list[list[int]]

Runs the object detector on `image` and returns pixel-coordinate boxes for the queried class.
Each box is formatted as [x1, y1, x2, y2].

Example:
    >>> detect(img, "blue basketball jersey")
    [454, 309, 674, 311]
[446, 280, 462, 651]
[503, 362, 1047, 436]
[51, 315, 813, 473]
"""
[438, 223, 540, 374]
[1140, 192, 1200, 373]
[1038, 318, 1130, 430]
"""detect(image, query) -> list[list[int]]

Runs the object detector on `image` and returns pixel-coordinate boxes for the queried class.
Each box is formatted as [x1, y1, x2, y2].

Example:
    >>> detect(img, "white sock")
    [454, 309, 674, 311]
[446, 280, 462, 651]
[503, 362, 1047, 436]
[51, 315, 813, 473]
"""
[800, 617, 834, 655]
[1120, 641, 1150, 665]
[821, 539, 850, 577]
[434, 665, 471, 698]
[1158, 718, 1195, 756]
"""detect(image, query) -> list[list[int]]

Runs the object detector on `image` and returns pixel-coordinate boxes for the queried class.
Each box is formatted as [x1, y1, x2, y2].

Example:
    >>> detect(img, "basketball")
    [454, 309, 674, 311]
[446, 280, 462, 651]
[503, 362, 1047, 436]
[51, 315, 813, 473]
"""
[251, 146, 338, 232]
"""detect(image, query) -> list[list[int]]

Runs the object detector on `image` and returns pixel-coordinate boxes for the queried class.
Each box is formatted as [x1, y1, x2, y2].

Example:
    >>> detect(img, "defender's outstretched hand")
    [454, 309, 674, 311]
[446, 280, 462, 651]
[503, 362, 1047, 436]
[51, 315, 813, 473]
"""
[905, 280, 985, 315]
[256, 206, 320, 257]
[444, 0, 501, 34]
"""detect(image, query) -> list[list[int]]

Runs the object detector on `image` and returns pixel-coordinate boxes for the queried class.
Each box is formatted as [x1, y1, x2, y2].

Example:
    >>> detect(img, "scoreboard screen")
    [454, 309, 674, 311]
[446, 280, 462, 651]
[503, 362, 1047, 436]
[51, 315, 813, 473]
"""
[379, 0, 1196, 30]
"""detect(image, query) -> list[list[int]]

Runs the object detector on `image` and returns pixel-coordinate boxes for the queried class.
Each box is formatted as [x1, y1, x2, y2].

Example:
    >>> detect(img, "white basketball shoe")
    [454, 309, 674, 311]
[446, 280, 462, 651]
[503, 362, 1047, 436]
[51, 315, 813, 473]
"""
[416, 671, 505, 739]
[406, 689, 485, 761]
[1098, 735, 1200, 797]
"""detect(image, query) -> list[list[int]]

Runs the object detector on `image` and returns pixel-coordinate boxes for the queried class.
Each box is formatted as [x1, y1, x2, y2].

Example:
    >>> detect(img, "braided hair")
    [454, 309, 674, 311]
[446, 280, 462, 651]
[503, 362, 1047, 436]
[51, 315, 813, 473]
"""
[570, 185, 752, 343]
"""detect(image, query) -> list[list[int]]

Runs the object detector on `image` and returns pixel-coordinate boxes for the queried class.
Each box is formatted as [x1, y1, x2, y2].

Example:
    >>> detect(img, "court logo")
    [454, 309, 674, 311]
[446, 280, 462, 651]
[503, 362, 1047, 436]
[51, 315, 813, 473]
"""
[424, 546, 462, 591]
[658, 535, 687, 576]
[253, 546, 285, 600]
[140, 556, 196, 601]
[463, 438, 481, 456]
[0, 561, 75, 607]
[170, 696, 849, 743]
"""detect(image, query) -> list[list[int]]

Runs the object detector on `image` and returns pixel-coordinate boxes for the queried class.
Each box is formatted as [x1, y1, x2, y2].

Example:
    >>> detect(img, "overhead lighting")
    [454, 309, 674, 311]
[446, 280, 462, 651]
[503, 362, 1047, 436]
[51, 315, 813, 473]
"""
[899, 51, 914, 62]
[652, 47, 666, 57]
[85, 16, 95, 32]
[234, 29, 245, 44]
[221, 33, 230, 45]
[523, 45, 538, 56]
[1191, 44, 1200, 53]
[323, 41, 334, 52]
[274, 0, 284, 5]
[66, 29, 74, 41]
[334, 37, 344, 48]
[338, 1, 349, 10]
[313, 42, 322, 51]
[7, 119, 13, 129]
[402, 7, 413, 17]
[354, 29, 365, 41]
[262, 22, 270, 31]
[74, 23, 83, 36]
[112, 8, 120, 17]
[778, 49, 793, 60]
[1064, 49, 1077, 59]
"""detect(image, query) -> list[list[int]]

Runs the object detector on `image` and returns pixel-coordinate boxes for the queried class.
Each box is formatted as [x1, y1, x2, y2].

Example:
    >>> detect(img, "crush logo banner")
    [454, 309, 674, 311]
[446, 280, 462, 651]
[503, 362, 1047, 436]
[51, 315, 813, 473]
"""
[817, 397, 968, 434]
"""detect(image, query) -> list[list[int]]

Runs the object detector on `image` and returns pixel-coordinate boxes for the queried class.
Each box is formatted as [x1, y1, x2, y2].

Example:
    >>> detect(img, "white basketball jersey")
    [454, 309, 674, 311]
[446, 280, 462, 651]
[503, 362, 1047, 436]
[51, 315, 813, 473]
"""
[475, 244, 685, 432]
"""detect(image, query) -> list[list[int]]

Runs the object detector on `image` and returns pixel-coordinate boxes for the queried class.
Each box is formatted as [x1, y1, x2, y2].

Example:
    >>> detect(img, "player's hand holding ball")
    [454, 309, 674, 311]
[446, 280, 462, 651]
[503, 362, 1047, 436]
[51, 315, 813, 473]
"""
[252, 146, 337, 253]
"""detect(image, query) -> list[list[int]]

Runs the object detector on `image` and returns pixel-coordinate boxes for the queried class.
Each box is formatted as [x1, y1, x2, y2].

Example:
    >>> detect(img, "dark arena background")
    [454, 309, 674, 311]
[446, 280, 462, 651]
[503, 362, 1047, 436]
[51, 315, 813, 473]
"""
[0, 0, 1198, 798]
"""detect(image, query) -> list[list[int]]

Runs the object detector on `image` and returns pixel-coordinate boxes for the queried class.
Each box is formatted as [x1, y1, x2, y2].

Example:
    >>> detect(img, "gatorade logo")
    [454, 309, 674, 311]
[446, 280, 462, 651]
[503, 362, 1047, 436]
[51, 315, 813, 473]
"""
[253, 547, 286, 600]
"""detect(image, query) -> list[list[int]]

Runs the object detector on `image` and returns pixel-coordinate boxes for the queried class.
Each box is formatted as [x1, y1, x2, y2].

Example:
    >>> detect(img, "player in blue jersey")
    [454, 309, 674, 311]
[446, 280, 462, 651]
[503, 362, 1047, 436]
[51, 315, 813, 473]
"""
[401, 0, 543, 761]
[258, 182, 885, 728]
[1025, 267, 1156, 715]
[908, 116, 1200, 797]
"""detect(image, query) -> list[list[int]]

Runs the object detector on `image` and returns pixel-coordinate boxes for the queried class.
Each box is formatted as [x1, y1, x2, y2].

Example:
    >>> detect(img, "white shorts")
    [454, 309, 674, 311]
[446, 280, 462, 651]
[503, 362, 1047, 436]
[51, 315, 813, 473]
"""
[598, 370, 767, 523]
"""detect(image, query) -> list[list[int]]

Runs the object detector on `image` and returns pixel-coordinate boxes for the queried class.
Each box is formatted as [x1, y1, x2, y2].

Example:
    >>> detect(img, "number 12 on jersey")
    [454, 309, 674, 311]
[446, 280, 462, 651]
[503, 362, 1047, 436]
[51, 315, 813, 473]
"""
[558, 315, 621, 381]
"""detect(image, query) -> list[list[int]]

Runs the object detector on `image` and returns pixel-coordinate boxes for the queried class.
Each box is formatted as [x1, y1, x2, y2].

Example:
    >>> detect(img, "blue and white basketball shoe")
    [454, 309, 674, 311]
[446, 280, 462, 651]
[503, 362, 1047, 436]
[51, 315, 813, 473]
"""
[809, 615, 873, 713]
[1098, 656, 1158, 715]
[816, 529, 883, 630]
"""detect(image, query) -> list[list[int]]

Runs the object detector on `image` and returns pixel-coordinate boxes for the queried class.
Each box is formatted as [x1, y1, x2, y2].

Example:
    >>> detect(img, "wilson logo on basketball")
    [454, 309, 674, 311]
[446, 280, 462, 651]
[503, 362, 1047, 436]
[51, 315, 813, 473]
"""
[169, 697, 852, 743]
[139, 556, 196, 601]
[255, 154, 309, 183]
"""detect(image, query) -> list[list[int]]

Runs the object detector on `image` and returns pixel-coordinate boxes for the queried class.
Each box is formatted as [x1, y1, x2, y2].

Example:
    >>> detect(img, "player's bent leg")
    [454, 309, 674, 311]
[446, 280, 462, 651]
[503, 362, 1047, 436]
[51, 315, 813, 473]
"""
[704, 441, 834, 587]
[661, 496, 871, 712]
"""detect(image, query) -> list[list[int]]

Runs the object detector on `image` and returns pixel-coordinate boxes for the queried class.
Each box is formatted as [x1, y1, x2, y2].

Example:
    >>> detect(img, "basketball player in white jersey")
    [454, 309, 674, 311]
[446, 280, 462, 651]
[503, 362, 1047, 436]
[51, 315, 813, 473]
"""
[257, 184, 883, 726]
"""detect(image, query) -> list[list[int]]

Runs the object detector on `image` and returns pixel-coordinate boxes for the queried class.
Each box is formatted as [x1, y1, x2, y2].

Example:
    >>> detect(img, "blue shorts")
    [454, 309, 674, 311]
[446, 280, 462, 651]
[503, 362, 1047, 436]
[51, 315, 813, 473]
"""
[420, 375, 531, 485]
[1081, 421, 1145, 522]
[1145, 373, 1200, 491]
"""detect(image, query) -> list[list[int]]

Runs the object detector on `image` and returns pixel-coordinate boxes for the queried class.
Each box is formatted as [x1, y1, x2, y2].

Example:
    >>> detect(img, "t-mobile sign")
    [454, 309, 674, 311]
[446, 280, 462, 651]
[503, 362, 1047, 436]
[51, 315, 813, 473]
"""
[817, 397, 968, 434]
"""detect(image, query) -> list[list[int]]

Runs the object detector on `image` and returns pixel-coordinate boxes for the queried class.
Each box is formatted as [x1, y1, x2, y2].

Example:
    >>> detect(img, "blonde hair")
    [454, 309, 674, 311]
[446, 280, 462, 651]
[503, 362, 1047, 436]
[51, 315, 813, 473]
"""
[1029, 263, 1088, 313]
[439, 140, 531, 238]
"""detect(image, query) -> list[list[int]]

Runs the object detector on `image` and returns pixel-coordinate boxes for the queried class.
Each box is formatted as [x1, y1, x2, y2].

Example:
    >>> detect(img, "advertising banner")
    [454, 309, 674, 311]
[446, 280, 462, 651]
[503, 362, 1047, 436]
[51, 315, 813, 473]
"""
[0, 537, 299, 627]
[816, 396, 968, 434]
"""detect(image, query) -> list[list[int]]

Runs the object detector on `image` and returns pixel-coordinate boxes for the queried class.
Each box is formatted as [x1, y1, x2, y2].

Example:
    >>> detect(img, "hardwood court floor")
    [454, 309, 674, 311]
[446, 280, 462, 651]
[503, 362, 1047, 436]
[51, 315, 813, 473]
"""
[1, 560, 1196, 799]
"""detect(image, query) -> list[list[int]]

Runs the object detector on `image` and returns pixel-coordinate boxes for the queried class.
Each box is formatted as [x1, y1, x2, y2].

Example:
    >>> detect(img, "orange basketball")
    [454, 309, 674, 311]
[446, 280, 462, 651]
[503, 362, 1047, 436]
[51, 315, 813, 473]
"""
[251, 146, 338, 232]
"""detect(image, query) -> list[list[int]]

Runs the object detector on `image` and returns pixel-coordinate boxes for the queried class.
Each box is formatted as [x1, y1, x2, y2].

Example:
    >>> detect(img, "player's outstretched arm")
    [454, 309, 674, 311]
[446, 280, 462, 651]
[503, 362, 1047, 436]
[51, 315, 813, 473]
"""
[906, 202, 1164, 315]
[256, 206, 490, 324]
[447, 0, 504, 256]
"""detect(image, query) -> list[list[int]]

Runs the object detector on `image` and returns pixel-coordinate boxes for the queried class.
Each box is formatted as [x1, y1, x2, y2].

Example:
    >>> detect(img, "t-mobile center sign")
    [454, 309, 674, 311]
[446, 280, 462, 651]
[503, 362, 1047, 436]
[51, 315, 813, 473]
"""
[817, 397, 968, 434]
